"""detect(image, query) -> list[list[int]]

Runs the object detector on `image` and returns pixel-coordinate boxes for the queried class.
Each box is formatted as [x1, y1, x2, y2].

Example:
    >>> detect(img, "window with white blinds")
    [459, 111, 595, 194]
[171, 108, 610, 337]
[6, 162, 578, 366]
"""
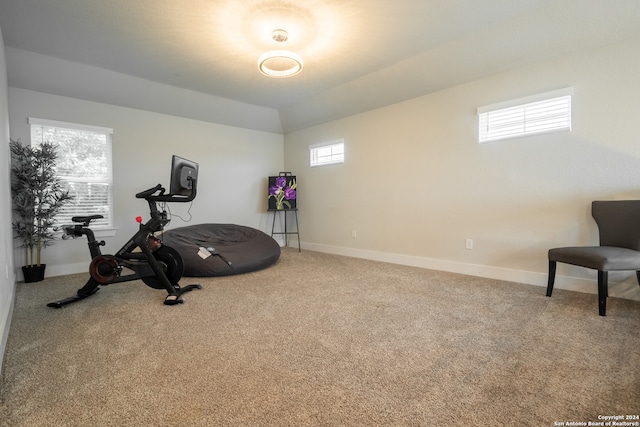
[29, 117, 115, 232]
[477, 88, 573, 143]
[309, 139, 344, 167]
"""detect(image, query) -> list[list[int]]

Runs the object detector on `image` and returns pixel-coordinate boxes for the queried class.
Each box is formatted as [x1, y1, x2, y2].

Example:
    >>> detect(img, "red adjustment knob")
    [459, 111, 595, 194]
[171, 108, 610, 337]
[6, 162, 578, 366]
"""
[136, 216, 143, 223]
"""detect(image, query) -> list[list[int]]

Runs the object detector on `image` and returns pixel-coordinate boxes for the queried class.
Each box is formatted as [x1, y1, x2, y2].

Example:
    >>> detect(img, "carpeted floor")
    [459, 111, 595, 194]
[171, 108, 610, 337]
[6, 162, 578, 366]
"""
[1, 248, 639, 426]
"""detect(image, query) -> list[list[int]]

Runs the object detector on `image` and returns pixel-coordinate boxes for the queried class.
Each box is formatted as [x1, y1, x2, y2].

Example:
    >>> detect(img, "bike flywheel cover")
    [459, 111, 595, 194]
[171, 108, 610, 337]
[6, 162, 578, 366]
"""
[89, 255, 119, 284]
[141, 245, 184, 290]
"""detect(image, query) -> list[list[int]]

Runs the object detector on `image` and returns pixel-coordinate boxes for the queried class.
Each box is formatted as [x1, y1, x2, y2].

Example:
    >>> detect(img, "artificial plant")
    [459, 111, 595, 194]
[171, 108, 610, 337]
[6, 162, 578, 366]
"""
[10, 139, 73, 268]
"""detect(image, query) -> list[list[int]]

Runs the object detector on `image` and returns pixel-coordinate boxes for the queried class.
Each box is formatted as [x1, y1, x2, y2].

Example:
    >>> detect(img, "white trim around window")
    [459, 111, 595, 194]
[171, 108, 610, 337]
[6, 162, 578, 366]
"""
[28, 117, 113, 135]
[28, 117, 116, 236]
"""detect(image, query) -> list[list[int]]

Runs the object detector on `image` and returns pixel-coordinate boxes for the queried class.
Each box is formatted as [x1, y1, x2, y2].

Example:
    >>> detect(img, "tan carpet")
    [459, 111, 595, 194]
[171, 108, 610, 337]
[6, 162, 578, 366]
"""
[1, 248, 639, 426]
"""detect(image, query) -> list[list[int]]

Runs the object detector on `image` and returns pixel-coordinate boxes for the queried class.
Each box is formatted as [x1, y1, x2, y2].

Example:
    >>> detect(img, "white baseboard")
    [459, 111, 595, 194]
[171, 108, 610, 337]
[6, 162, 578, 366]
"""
[43, 262, 88, 278]
[15, 262, 87, 282]
[0, 286, 15, 371]
[296, 241, 640, 302]
[26, 242, 640, 302]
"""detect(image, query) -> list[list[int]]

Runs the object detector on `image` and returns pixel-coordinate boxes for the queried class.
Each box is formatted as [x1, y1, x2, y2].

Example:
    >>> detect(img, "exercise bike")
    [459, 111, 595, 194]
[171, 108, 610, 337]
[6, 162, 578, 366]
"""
[48, 178, 201, 308]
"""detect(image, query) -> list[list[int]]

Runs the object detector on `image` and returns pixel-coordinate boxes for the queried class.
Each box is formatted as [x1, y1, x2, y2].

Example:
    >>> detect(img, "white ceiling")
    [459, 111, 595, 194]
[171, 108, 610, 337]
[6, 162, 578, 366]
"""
[1, 0, 640, 133]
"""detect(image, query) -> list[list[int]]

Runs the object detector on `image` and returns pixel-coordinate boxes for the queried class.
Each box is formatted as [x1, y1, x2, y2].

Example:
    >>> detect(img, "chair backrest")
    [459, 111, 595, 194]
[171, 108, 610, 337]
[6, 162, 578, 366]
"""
[592, 200, 640, 250]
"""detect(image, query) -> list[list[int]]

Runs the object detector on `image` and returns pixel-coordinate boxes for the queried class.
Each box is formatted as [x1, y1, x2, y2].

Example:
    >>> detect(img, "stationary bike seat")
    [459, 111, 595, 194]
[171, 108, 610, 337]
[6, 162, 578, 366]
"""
[71, 214, 104, 224]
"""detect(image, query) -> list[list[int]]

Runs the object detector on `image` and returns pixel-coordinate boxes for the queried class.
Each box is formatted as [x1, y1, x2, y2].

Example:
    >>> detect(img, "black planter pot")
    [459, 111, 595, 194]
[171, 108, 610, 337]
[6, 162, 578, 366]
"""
[22, 264, 46, 283]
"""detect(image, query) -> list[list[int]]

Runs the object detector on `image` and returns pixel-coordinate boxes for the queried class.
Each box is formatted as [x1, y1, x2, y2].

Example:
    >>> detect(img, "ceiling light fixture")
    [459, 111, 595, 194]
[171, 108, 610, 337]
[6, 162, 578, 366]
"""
[258, 29, 303, 78]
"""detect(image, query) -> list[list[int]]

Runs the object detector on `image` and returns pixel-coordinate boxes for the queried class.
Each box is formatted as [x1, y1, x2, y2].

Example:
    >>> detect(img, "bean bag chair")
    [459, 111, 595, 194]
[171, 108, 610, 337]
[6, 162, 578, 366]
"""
[161, 223, 280, 276]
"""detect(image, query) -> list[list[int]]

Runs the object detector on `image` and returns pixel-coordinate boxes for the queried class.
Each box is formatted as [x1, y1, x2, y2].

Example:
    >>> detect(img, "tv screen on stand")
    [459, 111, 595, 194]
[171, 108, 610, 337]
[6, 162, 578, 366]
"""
[169, 155, 199, 197]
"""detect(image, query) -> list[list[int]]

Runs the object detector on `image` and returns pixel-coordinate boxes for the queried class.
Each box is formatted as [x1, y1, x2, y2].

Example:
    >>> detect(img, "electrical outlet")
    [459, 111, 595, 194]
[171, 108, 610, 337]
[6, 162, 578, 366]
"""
[351, 229, 357, 238]
[465, 238, 473, 250]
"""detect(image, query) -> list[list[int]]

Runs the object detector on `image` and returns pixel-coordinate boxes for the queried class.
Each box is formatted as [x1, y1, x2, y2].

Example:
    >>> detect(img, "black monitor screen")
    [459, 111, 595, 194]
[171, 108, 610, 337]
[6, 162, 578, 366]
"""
[169, 155, 199, 197]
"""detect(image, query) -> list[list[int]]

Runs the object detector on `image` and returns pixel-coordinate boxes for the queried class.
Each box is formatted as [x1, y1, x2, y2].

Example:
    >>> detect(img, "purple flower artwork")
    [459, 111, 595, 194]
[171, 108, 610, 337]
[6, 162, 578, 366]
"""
[268, 175, 297, 210]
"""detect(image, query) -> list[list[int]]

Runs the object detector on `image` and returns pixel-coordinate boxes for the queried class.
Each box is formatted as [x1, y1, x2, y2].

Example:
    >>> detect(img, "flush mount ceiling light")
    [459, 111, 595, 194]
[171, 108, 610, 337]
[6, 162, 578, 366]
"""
[258, 50, 303, 78]
[258, 29, 303, 78]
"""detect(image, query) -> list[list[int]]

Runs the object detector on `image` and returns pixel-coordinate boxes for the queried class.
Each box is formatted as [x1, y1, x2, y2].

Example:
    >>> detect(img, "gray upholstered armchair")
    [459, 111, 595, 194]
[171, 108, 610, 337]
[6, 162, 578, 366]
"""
[547, 200, 640, 316]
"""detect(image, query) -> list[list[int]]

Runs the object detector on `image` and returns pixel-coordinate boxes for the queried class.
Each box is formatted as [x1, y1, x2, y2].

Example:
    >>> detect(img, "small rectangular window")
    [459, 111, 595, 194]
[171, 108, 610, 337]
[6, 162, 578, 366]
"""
[29, 117, 115, 231]
[309, 139, 344, 167]
[477, 88, 573, 143]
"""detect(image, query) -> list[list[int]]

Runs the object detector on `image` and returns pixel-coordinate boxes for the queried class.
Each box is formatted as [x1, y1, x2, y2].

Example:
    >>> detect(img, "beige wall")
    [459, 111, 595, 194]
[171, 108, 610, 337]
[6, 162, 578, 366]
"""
[8, 88, 284, 278]
[0, 24, 16, 373]
[284, 36, 640, 300]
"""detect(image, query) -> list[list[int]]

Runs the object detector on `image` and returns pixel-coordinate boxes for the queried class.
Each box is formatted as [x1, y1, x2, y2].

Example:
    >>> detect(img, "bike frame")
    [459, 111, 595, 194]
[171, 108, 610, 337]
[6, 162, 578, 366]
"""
[48, 182, 200, 308]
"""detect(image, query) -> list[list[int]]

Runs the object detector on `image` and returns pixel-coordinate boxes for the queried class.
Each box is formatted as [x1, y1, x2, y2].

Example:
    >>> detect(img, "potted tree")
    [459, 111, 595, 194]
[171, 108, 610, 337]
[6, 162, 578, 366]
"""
[10, 139, 73, 282]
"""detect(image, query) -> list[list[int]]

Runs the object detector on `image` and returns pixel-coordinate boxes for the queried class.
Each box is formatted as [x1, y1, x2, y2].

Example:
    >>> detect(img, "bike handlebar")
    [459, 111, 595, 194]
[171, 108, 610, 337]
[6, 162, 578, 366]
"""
[134, 179, 197, 203]
[135, 184, 164, 199]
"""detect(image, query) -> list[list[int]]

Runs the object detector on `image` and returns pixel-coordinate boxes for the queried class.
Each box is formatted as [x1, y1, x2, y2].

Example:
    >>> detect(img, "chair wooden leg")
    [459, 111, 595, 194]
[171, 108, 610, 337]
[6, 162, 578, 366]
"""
[597, 270, 608, 316]
[546, 261, 556, 297]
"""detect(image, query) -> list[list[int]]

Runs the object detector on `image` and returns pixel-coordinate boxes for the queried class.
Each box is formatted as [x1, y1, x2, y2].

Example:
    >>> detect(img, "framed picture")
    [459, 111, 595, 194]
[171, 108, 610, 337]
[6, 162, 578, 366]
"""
[268, 173, 297, 210]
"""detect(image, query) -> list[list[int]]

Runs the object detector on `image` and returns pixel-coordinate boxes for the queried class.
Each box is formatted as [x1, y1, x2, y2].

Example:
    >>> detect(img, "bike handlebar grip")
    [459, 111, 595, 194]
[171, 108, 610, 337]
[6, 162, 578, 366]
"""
[135, 184, 163, 199]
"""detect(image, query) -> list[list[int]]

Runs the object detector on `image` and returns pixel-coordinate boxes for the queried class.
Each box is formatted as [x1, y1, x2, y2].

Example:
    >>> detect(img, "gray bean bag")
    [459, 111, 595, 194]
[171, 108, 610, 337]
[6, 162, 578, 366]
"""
[161, 224, 281, 277]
